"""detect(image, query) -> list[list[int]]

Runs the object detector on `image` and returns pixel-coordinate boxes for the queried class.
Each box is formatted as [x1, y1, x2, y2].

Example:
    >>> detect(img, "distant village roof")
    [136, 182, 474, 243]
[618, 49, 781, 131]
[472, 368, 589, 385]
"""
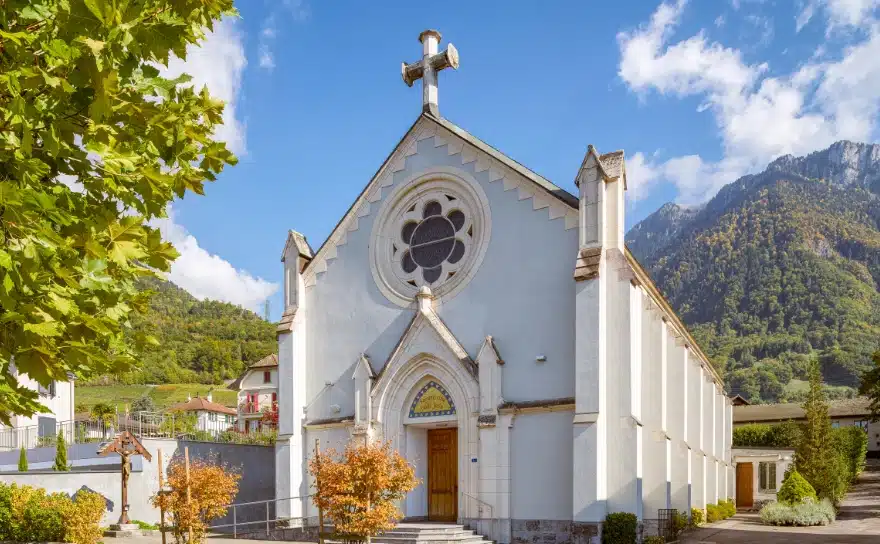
[167, 396, 237, 416]
[730, 395, 751, 406]
[733, 397, 871, 424]
[229, 354, 278, 390]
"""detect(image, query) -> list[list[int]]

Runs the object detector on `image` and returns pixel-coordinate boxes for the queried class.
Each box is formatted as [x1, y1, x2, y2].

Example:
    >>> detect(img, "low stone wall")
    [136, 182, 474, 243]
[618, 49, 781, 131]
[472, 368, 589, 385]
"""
[0, 438, 275, 526]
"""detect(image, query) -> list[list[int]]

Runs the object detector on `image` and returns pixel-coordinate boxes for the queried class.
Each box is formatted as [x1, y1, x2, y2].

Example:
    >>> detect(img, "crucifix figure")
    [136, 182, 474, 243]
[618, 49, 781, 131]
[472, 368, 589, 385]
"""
[99, 431, 152, 527]
[401, 29, 459, 116]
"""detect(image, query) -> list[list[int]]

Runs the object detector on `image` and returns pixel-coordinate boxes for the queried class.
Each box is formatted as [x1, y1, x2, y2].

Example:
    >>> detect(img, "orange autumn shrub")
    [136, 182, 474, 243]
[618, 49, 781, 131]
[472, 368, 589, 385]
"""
[151, 458, 240, 544]
[310, 441, 419, 541]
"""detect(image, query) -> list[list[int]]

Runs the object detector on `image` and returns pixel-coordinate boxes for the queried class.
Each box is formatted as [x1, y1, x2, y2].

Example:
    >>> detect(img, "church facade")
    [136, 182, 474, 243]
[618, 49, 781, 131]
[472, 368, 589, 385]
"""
[275, 30, 733, 543]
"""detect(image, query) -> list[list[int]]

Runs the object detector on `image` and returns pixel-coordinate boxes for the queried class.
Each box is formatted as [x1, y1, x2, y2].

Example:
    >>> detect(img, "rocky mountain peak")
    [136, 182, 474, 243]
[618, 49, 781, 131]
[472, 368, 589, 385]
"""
[767, 140, 880, 189]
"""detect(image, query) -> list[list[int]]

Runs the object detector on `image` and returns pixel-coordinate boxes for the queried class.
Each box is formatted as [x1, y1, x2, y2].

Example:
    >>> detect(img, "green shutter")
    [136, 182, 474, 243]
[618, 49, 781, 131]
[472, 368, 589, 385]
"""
[769, 462, 777, 491]
[759, 462, 768, 490]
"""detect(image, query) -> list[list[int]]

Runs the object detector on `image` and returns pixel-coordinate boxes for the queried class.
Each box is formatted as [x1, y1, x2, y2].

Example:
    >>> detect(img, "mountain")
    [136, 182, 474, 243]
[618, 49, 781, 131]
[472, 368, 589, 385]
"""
[627, 141, 880, 403]
[84, 276, 276, 385]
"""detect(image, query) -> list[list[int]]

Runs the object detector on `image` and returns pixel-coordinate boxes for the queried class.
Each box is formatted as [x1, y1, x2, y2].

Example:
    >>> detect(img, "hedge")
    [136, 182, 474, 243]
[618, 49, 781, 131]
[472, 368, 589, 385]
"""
[732, 421, 802, 448]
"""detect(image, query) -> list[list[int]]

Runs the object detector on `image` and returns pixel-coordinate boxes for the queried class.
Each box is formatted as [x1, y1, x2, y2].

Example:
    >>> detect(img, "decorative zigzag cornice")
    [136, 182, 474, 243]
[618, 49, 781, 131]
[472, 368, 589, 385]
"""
[303, 117, 580, 288]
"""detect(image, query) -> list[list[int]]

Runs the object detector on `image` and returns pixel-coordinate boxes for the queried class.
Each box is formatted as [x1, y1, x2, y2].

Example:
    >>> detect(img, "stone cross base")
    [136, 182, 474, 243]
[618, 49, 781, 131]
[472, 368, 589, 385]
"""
[103, 524, 141, 538]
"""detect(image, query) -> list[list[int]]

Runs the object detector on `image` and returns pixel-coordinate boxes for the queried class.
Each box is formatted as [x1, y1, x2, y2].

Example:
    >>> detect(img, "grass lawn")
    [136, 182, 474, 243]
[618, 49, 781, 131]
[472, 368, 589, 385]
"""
[76, 384, 238, 412]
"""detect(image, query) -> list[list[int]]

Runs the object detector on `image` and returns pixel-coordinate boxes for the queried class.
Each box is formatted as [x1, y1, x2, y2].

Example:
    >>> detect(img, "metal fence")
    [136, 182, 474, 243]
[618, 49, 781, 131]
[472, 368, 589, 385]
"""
[207, 495, 317, 538]
[0, 412, 277, 451]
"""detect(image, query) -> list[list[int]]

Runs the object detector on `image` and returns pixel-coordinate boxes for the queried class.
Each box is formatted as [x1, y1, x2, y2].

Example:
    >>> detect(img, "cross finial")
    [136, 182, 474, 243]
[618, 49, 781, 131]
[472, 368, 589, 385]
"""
[402, 29, 459, 116]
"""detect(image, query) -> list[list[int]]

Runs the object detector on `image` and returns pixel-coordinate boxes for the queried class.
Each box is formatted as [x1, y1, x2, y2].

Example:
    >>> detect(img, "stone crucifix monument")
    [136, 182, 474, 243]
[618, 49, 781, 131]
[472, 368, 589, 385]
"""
[401, 29, 459, 116]
[98, 431, 152, 533]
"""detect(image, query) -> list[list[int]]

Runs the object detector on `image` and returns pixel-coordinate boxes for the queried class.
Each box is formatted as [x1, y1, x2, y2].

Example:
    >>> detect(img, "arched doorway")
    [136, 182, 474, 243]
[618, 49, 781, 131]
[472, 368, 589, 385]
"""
[372, 354, 479, 522]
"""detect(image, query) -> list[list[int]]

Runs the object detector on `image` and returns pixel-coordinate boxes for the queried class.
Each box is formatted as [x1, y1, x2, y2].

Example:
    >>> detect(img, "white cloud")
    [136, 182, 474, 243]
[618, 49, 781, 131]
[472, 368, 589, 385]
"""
[258, 16, 277, 71]
[160, 18, 247, 155]
[617, 1, 880, 204]
[796, 2, 816, 31]
[824, 0, 880, 28]
[152, 208, 278, 313]
[798, 0, 880, 32]
[258, 1, 310, 73]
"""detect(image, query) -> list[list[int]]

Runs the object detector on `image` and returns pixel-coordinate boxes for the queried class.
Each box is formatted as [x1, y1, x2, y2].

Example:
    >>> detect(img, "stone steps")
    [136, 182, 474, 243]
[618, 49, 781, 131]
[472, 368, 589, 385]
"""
[373, 524, 493, 544]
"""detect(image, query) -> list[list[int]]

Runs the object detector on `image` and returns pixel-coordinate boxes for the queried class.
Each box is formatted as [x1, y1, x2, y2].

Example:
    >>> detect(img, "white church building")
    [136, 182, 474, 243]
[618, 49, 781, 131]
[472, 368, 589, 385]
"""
[275, 30, 733, 543]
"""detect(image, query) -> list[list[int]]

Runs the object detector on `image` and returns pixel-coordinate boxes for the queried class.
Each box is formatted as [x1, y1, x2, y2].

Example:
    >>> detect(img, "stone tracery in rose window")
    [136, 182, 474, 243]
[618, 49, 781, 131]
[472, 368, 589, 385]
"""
[394, 195, 473, 286]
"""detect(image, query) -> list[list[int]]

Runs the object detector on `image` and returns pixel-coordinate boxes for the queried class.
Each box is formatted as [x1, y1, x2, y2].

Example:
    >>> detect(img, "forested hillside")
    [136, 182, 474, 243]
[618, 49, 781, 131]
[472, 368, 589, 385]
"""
[84, 276, 276, 385]
[627, 141, 880, 403]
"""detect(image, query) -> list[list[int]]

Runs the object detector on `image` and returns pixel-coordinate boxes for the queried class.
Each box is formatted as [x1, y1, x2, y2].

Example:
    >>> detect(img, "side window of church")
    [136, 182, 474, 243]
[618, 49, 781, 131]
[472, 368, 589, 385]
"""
[758, 462, 777, 491]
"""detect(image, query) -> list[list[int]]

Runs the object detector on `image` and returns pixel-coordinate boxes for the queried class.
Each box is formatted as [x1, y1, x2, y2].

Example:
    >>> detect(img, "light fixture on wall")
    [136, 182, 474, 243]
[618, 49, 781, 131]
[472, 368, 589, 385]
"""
[330, 404, 341, 414]
[536, 355, 547, 363]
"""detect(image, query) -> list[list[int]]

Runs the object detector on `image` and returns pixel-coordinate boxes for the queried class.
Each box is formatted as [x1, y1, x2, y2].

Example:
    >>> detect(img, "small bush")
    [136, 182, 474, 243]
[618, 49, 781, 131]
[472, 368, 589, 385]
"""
[17, 447, 27, 472]
[643, 537, 665, 544]
[670, 510, 689, 540]
[601, 512, 638, 544]
[133, 519, 159, 530]
[0, 483, 105, 544]
[760, 498, 835, 526]
[717, 499, 736, 518]
[777, 469, 817, 504]
[706, 503, 722, 523]
[690, 507, 704, 527]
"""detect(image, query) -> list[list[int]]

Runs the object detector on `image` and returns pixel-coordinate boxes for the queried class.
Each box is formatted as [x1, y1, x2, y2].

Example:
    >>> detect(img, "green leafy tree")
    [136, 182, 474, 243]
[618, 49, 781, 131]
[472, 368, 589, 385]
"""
[0, 0, 238, 424]
[53, 430, 68, 471]
[90, 402, 115, 424]
[130, 394, 156, 414]
[859, 350, 880, 421]
[17, 446, 28, 472]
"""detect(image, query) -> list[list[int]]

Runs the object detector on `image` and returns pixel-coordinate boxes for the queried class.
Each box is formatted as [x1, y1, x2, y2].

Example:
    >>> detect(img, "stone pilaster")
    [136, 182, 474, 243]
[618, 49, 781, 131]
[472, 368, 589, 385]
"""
[275, 231, 311, 519]
[642, 305, 670, 517]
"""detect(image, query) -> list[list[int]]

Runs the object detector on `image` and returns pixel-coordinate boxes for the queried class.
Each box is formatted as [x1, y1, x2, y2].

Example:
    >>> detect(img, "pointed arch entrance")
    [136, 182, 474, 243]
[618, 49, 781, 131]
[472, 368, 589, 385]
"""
[372, 354, 479, 521]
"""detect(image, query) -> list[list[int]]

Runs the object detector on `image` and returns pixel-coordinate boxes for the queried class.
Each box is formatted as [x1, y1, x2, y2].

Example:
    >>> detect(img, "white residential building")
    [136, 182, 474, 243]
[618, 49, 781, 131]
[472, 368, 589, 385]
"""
[0, 367, 75, 450]
[231, 354, 279, 433]
[167, 392, 236, 434]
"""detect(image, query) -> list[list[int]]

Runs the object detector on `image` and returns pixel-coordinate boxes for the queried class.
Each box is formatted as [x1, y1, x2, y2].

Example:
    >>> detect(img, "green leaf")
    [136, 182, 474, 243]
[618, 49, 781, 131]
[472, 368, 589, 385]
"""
[24, 321, 62, 337]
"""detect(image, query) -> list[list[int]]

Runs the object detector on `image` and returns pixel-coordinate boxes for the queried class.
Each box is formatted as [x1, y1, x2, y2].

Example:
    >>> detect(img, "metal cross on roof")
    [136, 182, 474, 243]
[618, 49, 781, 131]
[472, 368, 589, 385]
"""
[401, 30, 459, 116]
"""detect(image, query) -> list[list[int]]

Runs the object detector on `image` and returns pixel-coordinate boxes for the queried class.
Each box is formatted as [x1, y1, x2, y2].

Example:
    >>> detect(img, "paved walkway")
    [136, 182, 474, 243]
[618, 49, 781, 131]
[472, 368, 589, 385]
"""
[683, 459, 880, 543]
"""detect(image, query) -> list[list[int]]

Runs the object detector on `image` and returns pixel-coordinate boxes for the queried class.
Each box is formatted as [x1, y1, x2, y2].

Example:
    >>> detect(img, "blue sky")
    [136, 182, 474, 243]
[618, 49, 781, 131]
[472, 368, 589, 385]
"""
[155, 0, 880, 318]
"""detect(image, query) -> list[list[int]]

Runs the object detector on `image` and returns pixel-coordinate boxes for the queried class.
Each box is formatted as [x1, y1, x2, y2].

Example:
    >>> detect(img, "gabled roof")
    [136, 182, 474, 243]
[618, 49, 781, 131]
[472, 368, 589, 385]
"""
[229, 354, 278, 390]
[301, 113, 580, 280]
[248, 354, 278, 369]
[281, 230, 313, 262]
[167, 397, 237, 416]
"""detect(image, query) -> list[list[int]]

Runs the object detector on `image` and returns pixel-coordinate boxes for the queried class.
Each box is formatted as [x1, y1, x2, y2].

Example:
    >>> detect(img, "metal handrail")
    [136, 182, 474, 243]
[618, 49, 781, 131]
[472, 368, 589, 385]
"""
[460, 490, 494, 518]
[460, 491, 498, 543]
[207, 495, 315, 538]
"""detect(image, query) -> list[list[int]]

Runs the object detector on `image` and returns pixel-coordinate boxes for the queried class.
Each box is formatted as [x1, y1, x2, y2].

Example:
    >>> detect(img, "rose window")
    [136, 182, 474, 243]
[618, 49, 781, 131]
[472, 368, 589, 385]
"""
[394, 197, 471, 285]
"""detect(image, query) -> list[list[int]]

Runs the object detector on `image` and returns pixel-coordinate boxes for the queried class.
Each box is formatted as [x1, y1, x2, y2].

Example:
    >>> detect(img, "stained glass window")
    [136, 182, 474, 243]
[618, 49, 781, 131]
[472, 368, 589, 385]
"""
[398, 200, 466, 284]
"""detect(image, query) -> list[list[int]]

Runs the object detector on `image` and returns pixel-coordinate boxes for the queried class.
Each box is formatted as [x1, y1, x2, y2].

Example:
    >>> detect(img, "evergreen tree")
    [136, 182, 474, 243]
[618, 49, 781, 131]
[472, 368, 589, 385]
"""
[795, 360, 847, 502]
[53, 430, 68, 471]
[17, 447, 28, 472]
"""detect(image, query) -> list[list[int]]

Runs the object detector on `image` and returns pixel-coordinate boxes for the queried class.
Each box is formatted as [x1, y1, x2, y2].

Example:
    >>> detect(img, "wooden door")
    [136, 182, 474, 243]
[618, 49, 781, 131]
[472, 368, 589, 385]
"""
[427, 428, 458, 521]
[736, 462, 753, 509]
